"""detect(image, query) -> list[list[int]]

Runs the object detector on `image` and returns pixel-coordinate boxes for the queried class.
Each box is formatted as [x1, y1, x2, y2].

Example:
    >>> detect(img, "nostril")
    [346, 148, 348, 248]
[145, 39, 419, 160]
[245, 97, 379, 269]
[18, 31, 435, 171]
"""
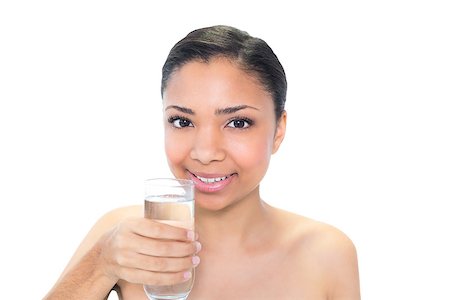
[189, 148, 226, 164]
[189, 134, 226, 164]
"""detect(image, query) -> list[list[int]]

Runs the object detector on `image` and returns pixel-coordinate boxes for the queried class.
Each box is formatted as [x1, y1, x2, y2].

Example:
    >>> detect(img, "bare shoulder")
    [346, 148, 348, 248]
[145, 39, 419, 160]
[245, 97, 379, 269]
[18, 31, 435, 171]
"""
[271, 207, 361, 299]
[60, 205, 143, 277]
[272, 207, 355, 249]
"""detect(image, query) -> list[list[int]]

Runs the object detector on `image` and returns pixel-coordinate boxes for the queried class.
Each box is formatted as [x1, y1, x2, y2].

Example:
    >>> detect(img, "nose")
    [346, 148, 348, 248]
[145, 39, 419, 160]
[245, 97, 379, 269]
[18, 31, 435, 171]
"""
[190, 127, 226, 164]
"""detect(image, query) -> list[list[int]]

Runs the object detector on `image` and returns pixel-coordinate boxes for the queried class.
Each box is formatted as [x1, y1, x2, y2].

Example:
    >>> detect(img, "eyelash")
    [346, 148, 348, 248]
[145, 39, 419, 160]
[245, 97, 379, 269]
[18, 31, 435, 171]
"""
[167, 115, 193, 128]
[226, 117, 254, 129]
[167, 115, 254, 129]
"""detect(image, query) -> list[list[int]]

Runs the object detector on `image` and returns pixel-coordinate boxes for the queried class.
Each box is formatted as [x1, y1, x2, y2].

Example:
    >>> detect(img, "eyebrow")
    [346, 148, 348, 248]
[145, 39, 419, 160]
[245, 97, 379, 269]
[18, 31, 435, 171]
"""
[215, 105, 259, 115]
[164, 104, 259, 115]
[165, 105, 195, 115]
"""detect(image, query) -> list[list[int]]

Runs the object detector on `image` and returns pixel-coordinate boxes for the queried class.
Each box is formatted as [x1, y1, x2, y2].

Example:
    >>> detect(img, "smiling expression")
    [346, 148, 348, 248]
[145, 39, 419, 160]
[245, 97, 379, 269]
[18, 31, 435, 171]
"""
[163, 57, 286, 211]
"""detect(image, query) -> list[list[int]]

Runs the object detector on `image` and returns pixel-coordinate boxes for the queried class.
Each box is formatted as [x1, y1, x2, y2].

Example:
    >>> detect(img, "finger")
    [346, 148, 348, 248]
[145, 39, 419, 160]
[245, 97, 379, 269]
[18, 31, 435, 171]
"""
[138, 254, 200, 272]
[131, 234, 201, 257]
[131, 218, 195, 242]
[118, 267, 193, 286]
[116, 251, 200, 272]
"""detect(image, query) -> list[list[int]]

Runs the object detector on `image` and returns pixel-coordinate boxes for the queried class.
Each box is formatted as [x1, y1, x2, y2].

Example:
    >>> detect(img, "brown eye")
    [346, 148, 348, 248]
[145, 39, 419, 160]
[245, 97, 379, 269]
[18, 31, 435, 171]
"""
[227, 118, 253, 129]
[168, 116, 193, 128]
[177, 119, 192, 127]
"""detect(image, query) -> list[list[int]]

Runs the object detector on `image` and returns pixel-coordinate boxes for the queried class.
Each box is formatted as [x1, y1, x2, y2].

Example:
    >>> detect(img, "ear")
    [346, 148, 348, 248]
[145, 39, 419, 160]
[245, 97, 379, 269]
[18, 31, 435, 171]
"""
[272, 110, 287, 154]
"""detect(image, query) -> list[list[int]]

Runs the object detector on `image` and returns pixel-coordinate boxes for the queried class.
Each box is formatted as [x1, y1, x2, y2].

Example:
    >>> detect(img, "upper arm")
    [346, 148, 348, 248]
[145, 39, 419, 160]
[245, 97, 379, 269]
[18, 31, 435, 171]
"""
[317, 227, 361, 300]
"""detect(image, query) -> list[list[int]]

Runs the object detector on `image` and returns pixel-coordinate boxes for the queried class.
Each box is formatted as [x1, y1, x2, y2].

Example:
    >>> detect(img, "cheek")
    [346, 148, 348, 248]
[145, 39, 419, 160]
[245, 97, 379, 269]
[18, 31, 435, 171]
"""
[229, 133, 273, 171]
[164, 131, 190, 170]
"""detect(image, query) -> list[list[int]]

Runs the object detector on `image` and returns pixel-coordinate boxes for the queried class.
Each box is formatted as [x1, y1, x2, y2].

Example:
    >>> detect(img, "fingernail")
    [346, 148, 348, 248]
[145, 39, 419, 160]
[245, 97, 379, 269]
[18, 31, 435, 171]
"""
[195, 241, 202, 253]
[183, 271, 192, 280]
[187, 231, 195, 241]
[192, 255, 200, 266]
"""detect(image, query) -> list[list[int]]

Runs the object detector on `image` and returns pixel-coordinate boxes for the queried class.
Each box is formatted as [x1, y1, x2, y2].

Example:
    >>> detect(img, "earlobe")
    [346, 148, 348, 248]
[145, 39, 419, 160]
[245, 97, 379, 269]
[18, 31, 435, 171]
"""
[272, 111, 287, 154]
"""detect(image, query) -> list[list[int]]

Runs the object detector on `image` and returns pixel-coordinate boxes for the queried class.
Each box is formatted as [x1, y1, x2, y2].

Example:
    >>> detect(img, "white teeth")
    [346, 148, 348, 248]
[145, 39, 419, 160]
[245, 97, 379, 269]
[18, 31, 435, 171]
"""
[195, 175, 227, 183]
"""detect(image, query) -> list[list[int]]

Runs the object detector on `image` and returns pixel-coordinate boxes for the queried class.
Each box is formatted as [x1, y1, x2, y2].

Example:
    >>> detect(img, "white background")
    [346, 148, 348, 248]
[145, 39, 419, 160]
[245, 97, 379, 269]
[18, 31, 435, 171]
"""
[1, 1, 449, 299]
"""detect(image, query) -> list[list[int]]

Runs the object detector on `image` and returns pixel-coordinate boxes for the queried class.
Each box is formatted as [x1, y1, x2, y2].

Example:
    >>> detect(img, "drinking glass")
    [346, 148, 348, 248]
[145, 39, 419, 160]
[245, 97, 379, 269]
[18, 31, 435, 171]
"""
[143, 178, 195, 300]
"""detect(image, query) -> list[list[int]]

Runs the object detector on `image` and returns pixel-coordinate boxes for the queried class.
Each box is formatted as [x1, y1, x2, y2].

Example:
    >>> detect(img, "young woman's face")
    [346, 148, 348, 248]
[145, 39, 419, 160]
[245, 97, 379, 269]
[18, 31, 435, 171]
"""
[163, 58, 286, 211]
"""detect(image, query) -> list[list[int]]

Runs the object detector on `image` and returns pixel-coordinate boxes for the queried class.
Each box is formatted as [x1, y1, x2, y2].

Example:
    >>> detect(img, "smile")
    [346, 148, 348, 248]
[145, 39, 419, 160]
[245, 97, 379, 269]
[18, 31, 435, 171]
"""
[194, 174, 229, 183]
[188, 171, 236, 193]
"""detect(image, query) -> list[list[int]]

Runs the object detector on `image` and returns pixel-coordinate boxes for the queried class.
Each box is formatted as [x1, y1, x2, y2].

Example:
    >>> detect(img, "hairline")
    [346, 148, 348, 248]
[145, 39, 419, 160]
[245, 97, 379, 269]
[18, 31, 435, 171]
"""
[162, 55, 274, 104]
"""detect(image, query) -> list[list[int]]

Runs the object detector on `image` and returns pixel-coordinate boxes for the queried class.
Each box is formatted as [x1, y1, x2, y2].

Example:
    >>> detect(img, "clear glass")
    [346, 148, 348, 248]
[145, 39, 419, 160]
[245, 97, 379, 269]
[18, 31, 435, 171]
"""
[143, 178, 195, 300]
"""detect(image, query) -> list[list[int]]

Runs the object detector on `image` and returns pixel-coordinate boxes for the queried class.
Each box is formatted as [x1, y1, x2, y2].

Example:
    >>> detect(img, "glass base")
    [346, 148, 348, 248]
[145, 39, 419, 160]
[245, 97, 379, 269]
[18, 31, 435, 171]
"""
[143, 286, 190, 300]
[145, 294, 189, 300]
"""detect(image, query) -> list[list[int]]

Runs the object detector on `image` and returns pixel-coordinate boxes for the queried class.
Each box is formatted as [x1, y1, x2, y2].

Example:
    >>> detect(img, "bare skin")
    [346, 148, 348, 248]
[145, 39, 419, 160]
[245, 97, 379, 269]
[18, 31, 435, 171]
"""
[45, 203, 359, 300]
[45, 58, 360, 299]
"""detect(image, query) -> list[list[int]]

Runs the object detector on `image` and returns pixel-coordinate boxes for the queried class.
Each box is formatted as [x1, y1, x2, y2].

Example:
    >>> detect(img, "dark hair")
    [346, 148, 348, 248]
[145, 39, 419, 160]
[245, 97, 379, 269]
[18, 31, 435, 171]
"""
[161, 25, 287, 120]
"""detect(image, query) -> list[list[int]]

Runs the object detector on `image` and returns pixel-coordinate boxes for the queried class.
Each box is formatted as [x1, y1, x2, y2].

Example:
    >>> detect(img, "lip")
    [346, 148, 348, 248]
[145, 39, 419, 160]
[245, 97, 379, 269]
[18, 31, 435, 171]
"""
[188, 171, 236, 193]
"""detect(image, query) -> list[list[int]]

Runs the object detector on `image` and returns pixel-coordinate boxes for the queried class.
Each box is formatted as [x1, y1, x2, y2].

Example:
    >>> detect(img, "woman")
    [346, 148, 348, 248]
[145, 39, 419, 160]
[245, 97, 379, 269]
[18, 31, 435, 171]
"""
[45, 25, 360, 300]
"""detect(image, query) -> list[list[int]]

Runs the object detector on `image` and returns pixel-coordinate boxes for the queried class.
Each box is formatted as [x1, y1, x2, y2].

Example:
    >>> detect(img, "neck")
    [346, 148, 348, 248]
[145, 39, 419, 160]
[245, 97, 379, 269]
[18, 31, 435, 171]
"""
[195, 187, 273, 252]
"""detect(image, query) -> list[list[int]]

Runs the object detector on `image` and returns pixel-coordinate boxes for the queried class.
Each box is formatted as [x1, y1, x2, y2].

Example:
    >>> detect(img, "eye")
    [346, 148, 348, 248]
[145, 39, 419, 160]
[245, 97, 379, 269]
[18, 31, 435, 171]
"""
[226, 118, 253, 129]
[168, 116, 193, 128]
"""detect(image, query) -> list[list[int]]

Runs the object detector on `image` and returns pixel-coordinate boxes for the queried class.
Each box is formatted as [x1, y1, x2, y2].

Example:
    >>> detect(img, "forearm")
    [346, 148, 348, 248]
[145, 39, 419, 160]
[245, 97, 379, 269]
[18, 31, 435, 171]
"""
[44, 244, 117, 300]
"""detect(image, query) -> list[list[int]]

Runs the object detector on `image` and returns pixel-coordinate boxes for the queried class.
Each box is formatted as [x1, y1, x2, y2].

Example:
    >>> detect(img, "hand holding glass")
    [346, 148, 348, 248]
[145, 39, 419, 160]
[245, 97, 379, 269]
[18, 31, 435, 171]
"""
[143, 178, 195, 300]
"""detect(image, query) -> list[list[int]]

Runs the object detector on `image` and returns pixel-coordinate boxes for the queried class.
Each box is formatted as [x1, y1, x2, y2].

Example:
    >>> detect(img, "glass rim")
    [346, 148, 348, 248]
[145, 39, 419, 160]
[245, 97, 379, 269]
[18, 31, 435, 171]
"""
[144, 178, 194, 187]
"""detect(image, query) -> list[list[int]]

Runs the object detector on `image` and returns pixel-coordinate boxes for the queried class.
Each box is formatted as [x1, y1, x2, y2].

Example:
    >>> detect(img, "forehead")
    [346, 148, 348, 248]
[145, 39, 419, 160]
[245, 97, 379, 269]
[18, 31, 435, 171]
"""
[163, 58, 273, 111]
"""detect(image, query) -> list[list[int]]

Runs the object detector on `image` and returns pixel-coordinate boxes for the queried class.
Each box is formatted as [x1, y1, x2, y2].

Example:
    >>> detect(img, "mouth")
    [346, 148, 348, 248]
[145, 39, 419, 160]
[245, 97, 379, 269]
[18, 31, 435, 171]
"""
[188, 171, 236, 193]
[194, 174, 230, 183]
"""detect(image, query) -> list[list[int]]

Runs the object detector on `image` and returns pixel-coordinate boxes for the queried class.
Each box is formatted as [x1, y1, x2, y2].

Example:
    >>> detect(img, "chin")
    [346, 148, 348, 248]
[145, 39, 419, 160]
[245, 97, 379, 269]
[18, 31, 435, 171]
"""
[194, 194, 236, 213]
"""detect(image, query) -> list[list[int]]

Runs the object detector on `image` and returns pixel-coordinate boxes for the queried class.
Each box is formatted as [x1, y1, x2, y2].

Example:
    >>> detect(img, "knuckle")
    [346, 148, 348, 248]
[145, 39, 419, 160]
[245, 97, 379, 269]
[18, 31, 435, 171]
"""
[115, 252, 128, 266]
[158, 242, 171, 255]
[152, 257, 167, 271]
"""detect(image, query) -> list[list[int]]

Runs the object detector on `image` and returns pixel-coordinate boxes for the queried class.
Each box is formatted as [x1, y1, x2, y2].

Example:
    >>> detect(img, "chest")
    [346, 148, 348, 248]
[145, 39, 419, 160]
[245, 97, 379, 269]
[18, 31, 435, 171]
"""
[189, 250, 325, 299]
[117, 250, 325, 300]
